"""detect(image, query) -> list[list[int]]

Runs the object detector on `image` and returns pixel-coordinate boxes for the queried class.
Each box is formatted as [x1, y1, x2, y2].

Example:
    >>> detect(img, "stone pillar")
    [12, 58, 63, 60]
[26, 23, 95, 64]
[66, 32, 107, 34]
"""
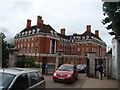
[56, 50, 63, 69]
[55, 57, 59, 69]
[105, 54, 112, 79]
[9, 48, 19, 67]
[87, 52, 96, 77]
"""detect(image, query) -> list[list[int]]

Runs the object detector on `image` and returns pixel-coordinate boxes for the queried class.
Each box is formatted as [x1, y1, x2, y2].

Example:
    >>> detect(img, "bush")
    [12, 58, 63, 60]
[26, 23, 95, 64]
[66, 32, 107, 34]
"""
[24, 57, 38, 67]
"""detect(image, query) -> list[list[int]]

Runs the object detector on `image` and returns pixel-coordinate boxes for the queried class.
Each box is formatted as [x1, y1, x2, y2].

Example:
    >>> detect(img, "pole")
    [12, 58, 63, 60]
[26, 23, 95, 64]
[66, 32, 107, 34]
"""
[0, 33, 2, 86]
[0, 33, 2, 68]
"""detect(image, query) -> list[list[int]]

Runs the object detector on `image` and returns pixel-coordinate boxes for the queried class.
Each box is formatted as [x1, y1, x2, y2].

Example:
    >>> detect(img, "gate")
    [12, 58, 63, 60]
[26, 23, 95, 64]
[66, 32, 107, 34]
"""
[86, 58, 90, 76]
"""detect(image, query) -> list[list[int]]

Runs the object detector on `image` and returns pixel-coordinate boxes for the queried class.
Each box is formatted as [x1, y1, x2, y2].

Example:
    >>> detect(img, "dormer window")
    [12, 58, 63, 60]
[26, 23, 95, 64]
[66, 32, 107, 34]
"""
[54, 31, 57, 36]
[25, 31, 28, 36]
[82, 36, 85, 40]
[29, 30, 31, 35]
[74, 36, 76, 39]
[72, 39, 74, 42]
[32, 29, 35, 34]
[37, 28, 40, 33]
[86, 36, 89, 40]
[22, 32, 24, 36]
[50, 30, 53, 35]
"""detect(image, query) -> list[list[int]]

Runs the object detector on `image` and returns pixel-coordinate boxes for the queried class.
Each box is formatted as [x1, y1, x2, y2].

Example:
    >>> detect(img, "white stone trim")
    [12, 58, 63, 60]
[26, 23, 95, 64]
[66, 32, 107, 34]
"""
[15, 33, 60, 41]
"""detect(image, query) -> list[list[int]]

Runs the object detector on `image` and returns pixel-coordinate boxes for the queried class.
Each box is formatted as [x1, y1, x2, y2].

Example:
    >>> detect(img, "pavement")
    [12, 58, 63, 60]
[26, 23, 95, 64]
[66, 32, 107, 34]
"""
[44, 73, 119, 88]
[83, 77, 119, 88]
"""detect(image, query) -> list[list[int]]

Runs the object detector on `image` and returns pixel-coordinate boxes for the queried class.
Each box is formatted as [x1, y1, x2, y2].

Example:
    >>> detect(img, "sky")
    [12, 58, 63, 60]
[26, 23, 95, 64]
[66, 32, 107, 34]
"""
[0, 0, 114, 50]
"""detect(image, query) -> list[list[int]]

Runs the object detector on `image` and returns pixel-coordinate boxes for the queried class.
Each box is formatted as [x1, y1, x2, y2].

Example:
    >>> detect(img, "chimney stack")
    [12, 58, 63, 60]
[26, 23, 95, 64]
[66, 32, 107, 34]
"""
[37, 16, 43, 26]
[61, 28, 65, 35]
[95, 30, 99, 37]
[26, 19, 31, 29]
[86, 25, 91, 32]
[73, 33, 77, 35]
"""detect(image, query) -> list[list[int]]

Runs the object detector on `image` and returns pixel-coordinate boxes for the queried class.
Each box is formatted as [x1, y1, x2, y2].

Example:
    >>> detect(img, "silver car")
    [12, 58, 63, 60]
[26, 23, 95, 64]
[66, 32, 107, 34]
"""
[0, 68, 45, 90]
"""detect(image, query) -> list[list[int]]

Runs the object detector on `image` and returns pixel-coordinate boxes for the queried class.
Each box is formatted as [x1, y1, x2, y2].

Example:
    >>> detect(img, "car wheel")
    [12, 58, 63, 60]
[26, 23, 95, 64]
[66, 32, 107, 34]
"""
[54, 80, 57, 82]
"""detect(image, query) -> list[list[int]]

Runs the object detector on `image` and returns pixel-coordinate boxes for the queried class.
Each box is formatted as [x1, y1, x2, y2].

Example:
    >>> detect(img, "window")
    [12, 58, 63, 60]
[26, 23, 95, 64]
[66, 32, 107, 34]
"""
[86, 36, 89, 40]
[32, 37, 34, 41]
[18, 44, 20, 48]
[86, 47, 89, 51]
[50, 57, 53, 63]
[12, 73, 29, 89]
[31, 43, 34, 47]
[36, 72, 44, 81]
[65, 58, 68, 63]
[29, 72, 39, 86]
[0, 73, 15, 89]
[82, 36, 85, 40]
[28, 43, 30, 47]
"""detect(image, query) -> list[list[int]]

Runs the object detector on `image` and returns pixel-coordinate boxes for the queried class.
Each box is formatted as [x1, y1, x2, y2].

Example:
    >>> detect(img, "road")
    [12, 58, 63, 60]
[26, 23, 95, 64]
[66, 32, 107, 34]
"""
[44, 73, 88, 88]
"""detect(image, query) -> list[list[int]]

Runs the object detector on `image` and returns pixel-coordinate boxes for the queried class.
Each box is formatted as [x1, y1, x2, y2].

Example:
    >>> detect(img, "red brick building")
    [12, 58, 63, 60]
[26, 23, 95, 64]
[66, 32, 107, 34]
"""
[14, 16, 106, 66]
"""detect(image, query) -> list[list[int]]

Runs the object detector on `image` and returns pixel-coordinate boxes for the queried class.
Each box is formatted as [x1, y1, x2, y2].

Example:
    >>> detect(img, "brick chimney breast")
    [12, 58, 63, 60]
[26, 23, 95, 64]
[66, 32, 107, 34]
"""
[61, 28, 65, 35]
[95, 30, 99, 37]
[86, 25, 91, 32]
[26, 19, 31, 29]
[37, 16, 43, 26]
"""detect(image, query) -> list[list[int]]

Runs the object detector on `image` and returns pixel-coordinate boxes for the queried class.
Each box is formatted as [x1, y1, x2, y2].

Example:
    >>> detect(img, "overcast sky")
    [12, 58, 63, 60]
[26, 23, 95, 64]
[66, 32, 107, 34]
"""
[0, 0, 113, 50]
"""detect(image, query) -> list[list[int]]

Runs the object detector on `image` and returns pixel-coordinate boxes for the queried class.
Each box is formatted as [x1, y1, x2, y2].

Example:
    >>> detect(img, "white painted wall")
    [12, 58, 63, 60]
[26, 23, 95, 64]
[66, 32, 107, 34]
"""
[112, 38, 120, 80]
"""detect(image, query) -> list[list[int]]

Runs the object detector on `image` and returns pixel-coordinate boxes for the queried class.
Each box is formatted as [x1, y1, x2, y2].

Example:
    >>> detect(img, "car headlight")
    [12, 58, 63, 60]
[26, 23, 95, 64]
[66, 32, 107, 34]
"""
[53, 73, 57, 76]
[67, 75, 72, 77]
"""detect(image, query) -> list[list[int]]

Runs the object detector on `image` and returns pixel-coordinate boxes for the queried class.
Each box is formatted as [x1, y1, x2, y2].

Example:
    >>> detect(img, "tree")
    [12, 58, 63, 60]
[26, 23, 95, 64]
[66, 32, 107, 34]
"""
[102, 2, 120, 37]
[0, 33, 9, 67]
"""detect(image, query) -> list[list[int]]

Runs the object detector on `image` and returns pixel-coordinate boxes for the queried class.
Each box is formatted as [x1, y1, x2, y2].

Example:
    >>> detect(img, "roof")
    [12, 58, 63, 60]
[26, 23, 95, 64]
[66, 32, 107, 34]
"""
[0, 68, 41, 75]
[82, 30, 102, 41]
[62, 64, 74, 66]
[15, 22, 105, 45]
[15, 24, 58, 38]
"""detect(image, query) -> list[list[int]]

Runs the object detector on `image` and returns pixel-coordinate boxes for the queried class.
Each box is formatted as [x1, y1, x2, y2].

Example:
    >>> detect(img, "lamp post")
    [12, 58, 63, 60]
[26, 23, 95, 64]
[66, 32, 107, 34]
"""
[0, 33, 2, 68]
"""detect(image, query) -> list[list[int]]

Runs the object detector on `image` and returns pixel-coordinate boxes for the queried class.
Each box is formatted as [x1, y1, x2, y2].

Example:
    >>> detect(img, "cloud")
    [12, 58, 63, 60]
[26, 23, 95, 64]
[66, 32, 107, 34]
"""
[0, 0, 113, 48]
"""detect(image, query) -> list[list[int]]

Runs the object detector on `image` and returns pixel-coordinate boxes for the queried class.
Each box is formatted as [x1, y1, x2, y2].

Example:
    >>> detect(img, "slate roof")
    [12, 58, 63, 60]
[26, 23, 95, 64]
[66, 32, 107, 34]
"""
[15, 24, 57, 38]
[15, 23, 104, 43]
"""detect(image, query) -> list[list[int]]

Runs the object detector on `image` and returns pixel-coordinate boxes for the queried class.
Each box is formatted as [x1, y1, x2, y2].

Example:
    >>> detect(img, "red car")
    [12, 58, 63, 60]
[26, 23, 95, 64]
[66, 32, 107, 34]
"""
[53, 64, 78, 83]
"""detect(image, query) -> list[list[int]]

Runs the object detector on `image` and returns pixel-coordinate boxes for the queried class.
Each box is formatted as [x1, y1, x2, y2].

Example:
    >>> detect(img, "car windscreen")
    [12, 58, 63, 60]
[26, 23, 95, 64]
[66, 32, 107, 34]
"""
[0, 72, 16, 90]
[58, 65, 73, 71]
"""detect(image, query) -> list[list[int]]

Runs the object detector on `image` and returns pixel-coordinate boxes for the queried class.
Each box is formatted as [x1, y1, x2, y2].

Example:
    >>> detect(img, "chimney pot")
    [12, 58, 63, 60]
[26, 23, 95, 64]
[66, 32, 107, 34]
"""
[95, 30, 99, 36]
[86, 25, 91, 32]
[26, 19, 31, 29]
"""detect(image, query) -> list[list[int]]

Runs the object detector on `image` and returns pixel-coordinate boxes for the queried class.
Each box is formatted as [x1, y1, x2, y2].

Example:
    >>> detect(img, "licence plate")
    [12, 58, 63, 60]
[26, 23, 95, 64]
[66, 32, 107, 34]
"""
[58, 77, 64, 79]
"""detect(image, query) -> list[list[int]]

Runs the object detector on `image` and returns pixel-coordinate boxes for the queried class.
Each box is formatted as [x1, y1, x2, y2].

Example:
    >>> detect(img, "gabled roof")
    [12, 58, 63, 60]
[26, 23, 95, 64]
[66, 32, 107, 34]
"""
[82, 30, 102, 41]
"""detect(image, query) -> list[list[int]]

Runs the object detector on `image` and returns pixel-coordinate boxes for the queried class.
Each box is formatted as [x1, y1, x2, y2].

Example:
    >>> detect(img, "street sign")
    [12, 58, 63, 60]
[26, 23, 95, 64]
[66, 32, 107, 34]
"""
[45, 64, 48, 68]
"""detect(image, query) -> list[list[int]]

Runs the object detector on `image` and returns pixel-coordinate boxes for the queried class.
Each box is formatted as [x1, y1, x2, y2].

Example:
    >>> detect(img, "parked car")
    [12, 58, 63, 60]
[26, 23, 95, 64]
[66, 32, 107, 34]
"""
[53, 64, 78, 83]
[77, 64, 86, 73]
[0, 68, 45, 90]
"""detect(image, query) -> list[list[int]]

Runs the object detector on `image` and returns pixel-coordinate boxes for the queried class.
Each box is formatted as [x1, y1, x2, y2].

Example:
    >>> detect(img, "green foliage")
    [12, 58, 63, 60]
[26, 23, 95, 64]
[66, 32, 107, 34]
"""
[0, 33, 9, 67]
[24, 57, 38, 67]
[102, 2, 120, 36]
